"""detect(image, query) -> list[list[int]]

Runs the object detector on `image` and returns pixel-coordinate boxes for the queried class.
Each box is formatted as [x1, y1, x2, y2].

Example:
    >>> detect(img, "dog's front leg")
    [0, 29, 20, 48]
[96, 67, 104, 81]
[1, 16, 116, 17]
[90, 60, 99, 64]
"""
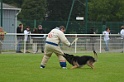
[71, 61, 79, 69]
[90, 65, 94, 69]
[90, 63, 94, 69]
[87, 61, 94, 69]
[71, 65, 78, 69]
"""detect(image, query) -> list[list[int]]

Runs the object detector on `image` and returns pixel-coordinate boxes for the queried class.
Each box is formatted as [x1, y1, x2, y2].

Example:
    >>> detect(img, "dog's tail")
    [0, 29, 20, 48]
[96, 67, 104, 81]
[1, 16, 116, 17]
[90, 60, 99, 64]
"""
[93, 50, 98, 61]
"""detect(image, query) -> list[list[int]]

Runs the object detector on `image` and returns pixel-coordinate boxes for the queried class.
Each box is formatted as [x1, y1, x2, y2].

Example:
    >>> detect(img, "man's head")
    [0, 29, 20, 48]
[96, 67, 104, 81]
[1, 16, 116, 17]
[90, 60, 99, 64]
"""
[121, 25, 124, 29]
[59, 26, 65, 33]
[19, 24, 23, 28]
[106, 27, 110, 32]
[38, 25, 42, 30]
[26, 26, 30, 31]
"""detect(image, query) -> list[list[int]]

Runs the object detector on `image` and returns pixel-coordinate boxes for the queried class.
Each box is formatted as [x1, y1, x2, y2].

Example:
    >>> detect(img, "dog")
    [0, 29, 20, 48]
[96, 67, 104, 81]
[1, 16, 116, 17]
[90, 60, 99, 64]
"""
[63, 51, 97, 69]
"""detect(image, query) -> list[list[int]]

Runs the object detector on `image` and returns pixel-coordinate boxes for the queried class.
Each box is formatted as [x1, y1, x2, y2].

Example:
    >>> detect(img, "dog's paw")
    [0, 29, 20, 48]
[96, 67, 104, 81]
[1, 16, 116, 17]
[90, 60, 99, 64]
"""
[71, 66, 78, 69]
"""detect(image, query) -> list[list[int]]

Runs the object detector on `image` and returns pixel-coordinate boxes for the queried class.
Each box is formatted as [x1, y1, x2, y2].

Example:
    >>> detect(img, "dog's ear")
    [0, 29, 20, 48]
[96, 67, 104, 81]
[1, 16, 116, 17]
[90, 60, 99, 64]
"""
[64, 53, 66, 55]
[93, 50, 98, 61]
[64, 53, 69, 55]
[63, 53, 67, 56]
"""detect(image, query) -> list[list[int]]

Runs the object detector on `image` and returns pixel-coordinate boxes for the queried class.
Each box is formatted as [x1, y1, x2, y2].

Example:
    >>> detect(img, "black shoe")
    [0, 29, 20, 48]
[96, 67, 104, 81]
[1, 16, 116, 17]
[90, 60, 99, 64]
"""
[40, 65, 45, 68]
[16, 51, 23, 53]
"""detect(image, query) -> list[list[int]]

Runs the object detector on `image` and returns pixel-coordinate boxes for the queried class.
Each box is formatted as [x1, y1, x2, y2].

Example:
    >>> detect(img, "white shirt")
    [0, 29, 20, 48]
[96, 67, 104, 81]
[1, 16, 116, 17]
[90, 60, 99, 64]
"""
[120, 29, 124, 39]
[103, 31, 110, 41]
[46, 28, 71, 46]
[24, 30, 31, 41]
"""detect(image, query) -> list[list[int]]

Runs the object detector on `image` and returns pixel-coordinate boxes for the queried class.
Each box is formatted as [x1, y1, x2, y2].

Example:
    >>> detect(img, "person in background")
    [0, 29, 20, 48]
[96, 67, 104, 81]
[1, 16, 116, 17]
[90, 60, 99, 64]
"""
[120, 25, 124, 53]
[37, 25, 45, 53]
[40, 26, 71, 69]
[120, 25, 124, 39]
[24, 26, 31, 53]
[32, 28, 38, 33]
[89, 28, 96, 51]
[16, 24, 23, 53]
[0, 27, 6, 54]
[103, 27, 110, 51]
[32, 28, 38, 53]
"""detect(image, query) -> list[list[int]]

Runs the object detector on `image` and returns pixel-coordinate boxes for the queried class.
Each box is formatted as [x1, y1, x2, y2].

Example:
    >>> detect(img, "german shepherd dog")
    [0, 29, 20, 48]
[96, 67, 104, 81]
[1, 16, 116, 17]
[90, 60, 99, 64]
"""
[63, 51, 97, 69]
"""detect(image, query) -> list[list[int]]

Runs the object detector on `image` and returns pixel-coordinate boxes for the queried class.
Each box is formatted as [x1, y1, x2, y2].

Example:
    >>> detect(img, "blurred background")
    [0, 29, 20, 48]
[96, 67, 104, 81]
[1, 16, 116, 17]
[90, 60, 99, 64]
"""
[0, 0, 124, 34]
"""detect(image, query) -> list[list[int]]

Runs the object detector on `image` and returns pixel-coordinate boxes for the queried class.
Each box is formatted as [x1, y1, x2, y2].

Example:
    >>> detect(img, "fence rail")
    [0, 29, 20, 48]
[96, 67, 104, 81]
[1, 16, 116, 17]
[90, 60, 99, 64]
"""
[1, 33, 124, 54]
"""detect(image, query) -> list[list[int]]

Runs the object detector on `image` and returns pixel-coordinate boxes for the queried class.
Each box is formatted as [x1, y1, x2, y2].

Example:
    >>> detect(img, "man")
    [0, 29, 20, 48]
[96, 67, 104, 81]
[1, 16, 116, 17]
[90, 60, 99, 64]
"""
[120, 26, 124, 39]
[16, 24, 23, 53]
[0, 27, 6, 53]
[89, 28, 96, 51]
[120, 25, 124, 53]
[40, 26, 71, 69]
[103, 27, 110, 51]
[37, 25, 45, 53]
[24, 26, 31, 53]
[32, 28, 38, 53]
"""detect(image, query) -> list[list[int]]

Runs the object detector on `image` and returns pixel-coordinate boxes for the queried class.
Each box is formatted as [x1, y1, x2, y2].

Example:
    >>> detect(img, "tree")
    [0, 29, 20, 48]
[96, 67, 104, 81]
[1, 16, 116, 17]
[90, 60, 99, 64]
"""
[3, 0, 24, 8]
[3, 0, 124, 22]
[47, 0, 85, 21]
[18, 0, 47, 20]
[88, 0, 124, 21]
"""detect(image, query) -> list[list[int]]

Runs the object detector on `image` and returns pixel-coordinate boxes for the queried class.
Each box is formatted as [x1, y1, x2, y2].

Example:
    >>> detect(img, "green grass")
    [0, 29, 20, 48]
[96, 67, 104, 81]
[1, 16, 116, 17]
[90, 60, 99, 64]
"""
[0, 53, 124, 82]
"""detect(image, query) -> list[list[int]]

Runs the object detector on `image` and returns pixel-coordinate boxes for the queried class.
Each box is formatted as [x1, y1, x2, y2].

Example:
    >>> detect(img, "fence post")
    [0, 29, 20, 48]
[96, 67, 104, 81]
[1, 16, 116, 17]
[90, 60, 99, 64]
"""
[24, 35, 26, 53]
[34, 19, 36, 28]
[100, 34, 102, 53]
[66, 0, 75, 32]
[0, 0, 3, 27]
[122, 38, 124, 53]
[75, 34, 77, 53]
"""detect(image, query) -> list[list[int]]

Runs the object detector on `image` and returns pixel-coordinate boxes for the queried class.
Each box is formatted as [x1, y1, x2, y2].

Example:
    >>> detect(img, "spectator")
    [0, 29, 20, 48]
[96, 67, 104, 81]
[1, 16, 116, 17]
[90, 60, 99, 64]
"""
[120, 25, 124, 53]
[0, 27, 6, 53]
[120, 25, 124, 39]
[16, 24, 23, 53]
[89, 28, 96, 51]
[40, 26, 71, 69]
[37, 25, 45, 53]
[32, 28, 38, 53]
[24, 26, 31, 53]
[103, 27, 110, 51]
[32, 28, 38, 34]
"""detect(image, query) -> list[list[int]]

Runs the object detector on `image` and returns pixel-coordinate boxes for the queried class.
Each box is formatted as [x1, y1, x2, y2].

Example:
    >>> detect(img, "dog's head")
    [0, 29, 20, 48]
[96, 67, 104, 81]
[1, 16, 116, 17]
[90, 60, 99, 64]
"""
[63, 53, 74, 59]
[63, 53, 74, 65]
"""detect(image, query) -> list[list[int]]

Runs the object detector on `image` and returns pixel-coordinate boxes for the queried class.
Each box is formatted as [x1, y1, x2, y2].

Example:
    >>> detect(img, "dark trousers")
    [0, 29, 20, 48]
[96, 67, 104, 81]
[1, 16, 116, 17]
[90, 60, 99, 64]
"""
[90, 37, 96, 51]
[0, 41, 2, 53]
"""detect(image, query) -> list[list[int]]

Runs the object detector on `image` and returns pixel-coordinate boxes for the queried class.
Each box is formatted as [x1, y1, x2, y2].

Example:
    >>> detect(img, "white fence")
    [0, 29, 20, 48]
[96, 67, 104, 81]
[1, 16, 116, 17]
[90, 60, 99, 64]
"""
[1, 33, 124, 54]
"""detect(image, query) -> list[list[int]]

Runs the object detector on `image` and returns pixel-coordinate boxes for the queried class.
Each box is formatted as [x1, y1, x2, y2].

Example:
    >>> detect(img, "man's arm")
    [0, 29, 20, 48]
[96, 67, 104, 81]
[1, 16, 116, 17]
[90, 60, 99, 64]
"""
[58, 32, 71, 47]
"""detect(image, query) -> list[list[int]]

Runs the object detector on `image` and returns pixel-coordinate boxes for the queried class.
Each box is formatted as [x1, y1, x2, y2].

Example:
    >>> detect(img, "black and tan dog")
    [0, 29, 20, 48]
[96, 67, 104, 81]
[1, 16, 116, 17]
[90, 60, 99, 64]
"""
[63, 51, 97, 69]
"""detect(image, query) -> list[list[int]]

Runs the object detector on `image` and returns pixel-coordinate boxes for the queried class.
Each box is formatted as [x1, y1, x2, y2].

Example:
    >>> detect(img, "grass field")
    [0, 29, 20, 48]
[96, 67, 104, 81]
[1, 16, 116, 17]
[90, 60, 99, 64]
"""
[0, 52, 124, 82]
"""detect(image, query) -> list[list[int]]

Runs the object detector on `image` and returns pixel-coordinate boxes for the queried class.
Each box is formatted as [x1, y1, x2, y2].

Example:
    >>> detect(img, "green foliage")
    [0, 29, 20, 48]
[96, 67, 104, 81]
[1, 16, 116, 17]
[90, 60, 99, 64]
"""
[47, 0, 71, 21]
[47, 0, 85, 21]
[0, 53, 124, 82]
[3, 0, 24, 7]
[88, 0, 124, 21]
[3, 0, 124, 21]
[18, 0, 47, 20]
